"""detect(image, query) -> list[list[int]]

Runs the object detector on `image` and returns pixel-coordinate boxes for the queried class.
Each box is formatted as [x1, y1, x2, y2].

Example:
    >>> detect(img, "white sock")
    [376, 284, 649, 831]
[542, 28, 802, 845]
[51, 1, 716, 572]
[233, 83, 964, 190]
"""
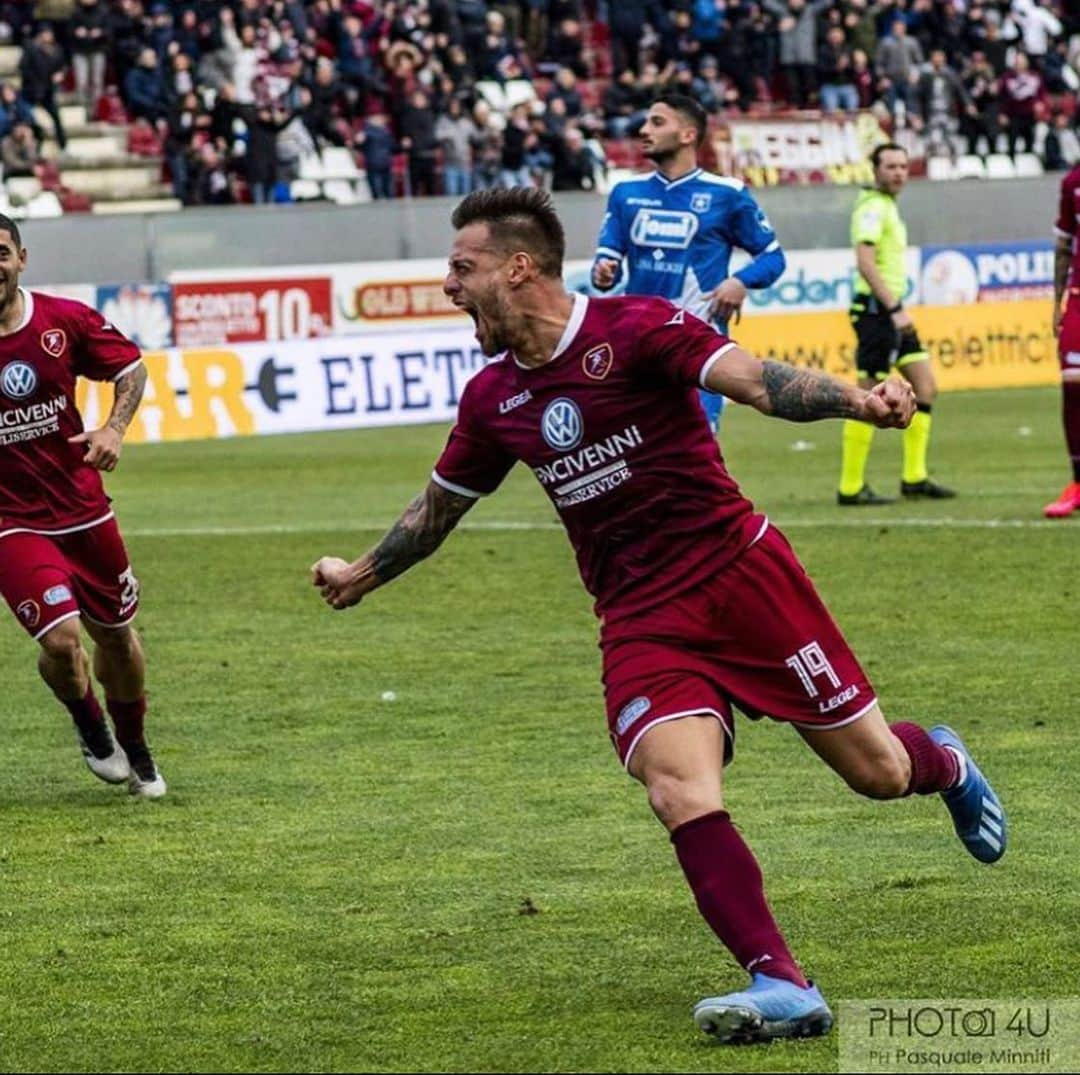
[945, 746, 967, 788]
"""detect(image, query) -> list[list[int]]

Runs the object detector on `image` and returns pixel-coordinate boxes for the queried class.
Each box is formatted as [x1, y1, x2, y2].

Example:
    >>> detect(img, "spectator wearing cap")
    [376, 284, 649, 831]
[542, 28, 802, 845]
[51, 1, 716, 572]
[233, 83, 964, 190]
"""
[435, 95, 474, 196]
[692, 54, 733, 113]
[18, 24, 66, 150]
[70, 0, 110, 110]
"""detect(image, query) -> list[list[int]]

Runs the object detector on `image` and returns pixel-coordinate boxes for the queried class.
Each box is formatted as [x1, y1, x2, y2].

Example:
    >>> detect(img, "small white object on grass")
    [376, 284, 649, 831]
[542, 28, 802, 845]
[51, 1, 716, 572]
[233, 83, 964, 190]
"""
[791, 440, 815, 452]
[1018, 426, 1032, 437]
[381, 690, 397, 702]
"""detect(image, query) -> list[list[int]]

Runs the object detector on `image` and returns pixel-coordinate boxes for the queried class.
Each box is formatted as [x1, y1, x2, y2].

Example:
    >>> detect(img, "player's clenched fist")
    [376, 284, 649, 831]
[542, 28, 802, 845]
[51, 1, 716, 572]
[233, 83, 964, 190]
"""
[860, 378, 915, 429]
[68, 427, 123, 471]
[311, 555, 368, 610]
[591, 258, 619, 291]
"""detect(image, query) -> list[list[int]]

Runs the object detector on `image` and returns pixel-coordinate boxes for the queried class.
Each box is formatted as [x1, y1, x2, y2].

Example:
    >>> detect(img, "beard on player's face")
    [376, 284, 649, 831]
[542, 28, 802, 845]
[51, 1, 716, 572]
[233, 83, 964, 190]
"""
[467, 277, 513, 357]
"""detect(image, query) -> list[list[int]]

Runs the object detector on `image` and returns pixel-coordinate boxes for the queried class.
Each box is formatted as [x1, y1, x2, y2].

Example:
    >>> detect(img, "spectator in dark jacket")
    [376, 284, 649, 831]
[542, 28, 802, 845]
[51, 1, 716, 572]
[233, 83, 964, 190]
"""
[18, 24, 66, 150]
[240, 102, 296, 203]
[0, 83, 42, 143]
[817, 25, 859, 112]
[124, 48, 171, 124]
[546, 66, 584, 117]
[551, 124, 595, 189]
[70, 0, 110, 109]
[355, 111, 396, 199]
[400, 88, 439, 196]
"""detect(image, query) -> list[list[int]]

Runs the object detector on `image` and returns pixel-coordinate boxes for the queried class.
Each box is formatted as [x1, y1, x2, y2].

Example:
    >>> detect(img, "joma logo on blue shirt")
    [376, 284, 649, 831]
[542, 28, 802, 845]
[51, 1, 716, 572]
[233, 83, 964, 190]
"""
[630, 209, 699, 250]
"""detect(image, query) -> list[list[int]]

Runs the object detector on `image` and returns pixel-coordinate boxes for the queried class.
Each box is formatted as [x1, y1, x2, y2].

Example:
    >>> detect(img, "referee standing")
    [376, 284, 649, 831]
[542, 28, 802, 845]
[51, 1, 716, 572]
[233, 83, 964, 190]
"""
[837, 143, 955, 505]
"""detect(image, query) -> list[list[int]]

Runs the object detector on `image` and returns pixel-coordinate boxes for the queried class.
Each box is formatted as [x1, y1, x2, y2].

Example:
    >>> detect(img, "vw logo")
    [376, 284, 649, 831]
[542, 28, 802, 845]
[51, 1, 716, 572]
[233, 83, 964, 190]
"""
[1, 361, 36, 400]
[541, 397, 583, 451]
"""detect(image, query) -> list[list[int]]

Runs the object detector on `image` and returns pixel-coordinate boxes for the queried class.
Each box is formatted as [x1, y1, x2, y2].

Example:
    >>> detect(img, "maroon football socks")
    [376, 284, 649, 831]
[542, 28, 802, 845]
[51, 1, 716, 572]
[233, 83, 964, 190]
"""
[890, 721, 961, 794]
[63, 685, 107, 737]
[1064, 380, 1080, 481]
[106, 696, 147, 752]
[672, 810, 808, 988]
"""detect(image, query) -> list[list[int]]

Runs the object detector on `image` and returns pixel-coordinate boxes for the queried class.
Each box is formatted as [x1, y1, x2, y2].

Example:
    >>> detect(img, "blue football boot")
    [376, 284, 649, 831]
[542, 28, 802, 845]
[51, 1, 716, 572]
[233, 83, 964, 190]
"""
[930, 724, 1006, 863]
[693, 973, 834, 1044]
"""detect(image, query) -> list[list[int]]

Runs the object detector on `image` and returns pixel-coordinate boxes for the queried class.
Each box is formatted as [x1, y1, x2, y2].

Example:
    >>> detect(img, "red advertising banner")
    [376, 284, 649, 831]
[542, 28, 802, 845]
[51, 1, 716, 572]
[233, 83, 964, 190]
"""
[173, 277, 333, 346]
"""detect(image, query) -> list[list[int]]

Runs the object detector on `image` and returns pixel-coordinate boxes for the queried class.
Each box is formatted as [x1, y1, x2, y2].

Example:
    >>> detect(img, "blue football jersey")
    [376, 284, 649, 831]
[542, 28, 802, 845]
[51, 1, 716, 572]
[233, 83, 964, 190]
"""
[592, 168, 785, 328]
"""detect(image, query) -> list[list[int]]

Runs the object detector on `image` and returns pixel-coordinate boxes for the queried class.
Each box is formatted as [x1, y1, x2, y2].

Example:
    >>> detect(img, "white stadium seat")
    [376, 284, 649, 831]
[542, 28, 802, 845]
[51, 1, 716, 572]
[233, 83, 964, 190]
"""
[321, 146, 361, 180]
[926, 156, 957, 180]
[289, 178, 322, 201]
[985, 153, 1017, 179]
[1014, 153, 1045, 177]
[954, 155, 987, 179]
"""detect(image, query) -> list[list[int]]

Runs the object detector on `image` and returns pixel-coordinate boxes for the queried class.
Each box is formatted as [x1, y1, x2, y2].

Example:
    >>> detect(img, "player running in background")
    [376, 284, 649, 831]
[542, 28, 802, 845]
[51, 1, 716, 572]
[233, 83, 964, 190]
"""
[0, 215, 165, 799]
[838, 143, 955, 505]
[1047, 161, 1080, 518]
[312, 189, 1006, 1044]
[590, 94, 785, 431]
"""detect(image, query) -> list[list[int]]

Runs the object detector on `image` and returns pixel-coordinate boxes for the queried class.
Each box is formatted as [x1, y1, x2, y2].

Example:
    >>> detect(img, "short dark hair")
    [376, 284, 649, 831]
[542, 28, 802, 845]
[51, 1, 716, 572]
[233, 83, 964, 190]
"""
[0, 213, 22, 248]
[450, 187, 565, 277]
[870, 141, 908, 168]
[654, 93, 708, 148]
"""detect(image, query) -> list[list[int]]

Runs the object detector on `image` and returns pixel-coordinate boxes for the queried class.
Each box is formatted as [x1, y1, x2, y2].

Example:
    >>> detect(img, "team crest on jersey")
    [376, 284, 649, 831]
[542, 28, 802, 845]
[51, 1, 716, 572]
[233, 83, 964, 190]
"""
[541, 397, 583, 451]
[690, 192, 712, 214]
[1, 360, 37, 400]
[582, 343, 614, 381]
[16, 599, 40, 628]
[40, 329, 66, 357]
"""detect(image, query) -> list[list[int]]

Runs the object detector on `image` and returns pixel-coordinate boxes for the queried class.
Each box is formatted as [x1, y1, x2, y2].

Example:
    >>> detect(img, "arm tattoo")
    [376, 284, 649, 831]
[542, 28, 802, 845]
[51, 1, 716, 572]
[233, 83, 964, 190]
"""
[107, 364, 148, 436]
[761, 361, 858, 422]
[371, 483, 475, 584]
[1054, 240, 1071, 306]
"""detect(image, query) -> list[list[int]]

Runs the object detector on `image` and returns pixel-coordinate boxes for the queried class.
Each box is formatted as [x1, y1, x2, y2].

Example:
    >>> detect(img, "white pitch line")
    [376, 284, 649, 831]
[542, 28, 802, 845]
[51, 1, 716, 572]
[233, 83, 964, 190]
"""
[126, 517, 1070, 537]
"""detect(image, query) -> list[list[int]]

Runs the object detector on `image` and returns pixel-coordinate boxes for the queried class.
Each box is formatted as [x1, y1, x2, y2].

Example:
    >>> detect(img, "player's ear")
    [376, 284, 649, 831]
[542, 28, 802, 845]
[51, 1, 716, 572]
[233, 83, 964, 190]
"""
[506, 251, 533, 286]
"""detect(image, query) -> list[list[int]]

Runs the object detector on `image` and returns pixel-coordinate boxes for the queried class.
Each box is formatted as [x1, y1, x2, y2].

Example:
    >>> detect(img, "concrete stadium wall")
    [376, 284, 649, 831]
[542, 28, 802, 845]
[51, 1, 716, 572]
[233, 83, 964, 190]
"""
[21, 175, 1057, 287]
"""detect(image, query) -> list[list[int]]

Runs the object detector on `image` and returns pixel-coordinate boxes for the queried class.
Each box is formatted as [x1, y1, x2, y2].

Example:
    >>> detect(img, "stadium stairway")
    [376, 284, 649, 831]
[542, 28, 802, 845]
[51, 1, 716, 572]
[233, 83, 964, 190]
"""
[0, 43, 179, 216]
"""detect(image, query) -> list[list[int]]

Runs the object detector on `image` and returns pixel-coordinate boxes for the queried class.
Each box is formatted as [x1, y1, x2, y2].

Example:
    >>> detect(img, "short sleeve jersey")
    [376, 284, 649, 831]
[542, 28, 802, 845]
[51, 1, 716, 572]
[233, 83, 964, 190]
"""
[433, 293, 766, 621]
[0, 289, 142, 532]
[851, 188, 907, 299]
[594, 169, 782, 327]
[1054, 163, 1080, 289]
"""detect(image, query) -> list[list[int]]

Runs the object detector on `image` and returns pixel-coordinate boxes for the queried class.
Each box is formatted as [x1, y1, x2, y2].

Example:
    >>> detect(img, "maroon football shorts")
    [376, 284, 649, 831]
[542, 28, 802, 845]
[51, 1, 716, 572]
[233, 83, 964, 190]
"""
[1060, 293, 1080, 371]
[0, 515, 139, 640]
[600, 525, 877, 769]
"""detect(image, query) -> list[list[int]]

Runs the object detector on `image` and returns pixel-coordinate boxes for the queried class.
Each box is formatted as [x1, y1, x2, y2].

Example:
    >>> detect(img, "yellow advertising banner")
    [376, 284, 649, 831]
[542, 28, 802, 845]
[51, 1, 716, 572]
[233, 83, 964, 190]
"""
[734, 299, 1059, 391]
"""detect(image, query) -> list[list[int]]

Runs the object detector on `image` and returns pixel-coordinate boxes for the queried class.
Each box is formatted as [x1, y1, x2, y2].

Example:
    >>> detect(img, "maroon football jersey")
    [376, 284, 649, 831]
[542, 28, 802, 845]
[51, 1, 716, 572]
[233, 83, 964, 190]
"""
[1055, 164, 1080, 288]
[0, 289, 141, 532]
[434, 293, 766, 621]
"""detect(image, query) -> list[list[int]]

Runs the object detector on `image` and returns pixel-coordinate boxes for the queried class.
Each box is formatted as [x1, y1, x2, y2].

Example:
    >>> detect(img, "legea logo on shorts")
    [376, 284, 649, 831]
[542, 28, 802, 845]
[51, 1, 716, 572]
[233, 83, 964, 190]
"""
[630, 209, 699, 249]
[1, 360, 37, 400]
[541, 398, 583, 451]
[43, 585, 72, 606]
[616, 696, 652, 736]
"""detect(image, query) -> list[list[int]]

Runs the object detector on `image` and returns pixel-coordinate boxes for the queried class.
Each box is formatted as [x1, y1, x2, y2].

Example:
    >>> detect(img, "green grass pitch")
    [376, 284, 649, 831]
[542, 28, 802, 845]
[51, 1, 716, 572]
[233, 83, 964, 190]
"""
[0, 385, 1076, 1072]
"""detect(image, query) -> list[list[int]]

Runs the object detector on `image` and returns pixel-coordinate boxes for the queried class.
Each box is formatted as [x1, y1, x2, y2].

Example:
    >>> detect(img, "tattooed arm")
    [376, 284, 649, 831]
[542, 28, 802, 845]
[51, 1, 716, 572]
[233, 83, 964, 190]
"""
[1053, 235, 1071, 336]
[704, 346, 915, 427]
[312, 480, 477, 610]
[67, 362, 147, 472]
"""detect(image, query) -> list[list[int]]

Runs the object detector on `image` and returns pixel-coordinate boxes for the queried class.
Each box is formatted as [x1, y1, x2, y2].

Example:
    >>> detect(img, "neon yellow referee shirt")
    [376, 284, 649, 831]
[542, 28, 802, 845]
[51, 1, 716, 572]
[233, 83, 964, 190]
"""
[851, 188, 907, 299]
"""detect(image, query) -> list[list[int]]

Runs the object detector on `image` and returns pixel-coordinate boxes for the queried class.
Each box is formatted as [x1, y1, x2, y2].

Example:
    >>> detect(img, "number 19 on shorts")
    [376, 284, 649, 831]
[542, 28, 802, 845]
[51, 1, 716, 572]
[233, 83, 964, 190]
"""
[785, 641, 841, 698]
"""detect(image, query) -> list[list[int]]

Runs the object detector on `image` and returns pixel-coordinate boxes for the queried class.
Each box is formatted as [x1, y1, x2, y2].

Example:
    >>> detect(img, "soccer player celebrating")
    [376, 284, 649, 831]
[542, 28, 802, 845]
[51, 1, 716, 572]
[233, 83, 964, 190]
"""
[312, 189, 1006, 1044]
[1047, 160, 1080, 517]
[590, 94, 785, 431]
[0, 215, 165, 799]
[838, 143, 955, 505]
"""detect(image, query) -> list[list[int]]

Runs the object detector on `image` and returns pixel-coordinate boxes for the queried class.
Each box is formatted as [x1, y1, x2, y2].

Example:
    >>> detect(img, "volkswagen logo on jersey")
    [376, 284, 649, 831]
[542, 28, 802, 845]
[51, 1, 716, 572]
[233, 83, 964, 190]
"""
[1, 360, 37, 400]
[630, 209, 699, 249]
[541, 398, 584, 451]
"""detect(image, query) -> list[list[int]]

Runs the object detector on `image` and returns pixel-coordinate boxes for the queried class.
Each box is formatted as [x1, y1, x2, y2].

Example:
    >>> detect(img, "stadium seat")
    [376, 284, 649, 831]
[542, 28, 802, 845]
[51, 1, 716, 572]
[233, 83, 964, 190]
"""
[322, 179, 359, 205]
[1014, 152, 1045, 177]
[321, 146, 361, 179]
[926, 156, 957, 180]
[6, 176, 42, 203]
[299, 153, 327, 181]
[984, 153, 1017, 179]
[289, 178, 322, 201]
[25, 190, 64, 218]
[954, 155, 987, 179]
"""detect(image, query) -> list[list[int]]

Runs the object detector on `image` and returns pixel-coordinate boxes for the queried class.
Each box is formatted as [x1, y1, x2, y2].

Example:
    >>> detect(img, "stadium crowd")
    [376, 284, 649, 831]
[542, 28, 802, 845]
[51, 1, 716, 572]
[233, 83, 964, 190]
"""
[1, 0, 1079, 204]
